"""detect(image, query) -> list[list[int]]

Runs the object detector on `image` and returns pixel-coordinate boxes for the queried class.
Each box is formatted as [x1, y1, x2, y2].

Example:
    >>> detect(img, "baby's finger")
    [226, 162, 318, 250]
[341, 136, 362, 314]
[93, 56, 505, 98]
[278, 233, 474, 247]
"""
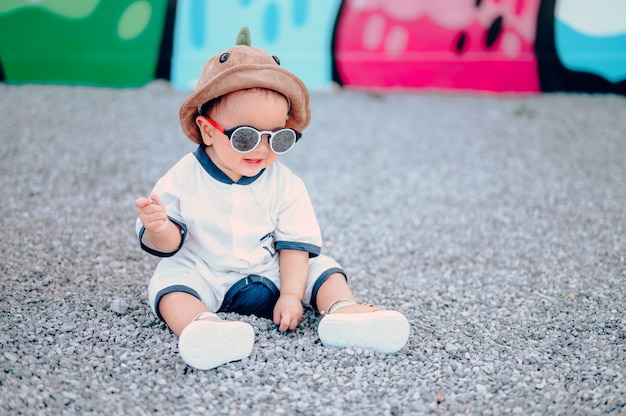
[134, 197, 152, 208]
[288, 315, 300, 331]
[279, 313, 291, 332]
[149, 193, 163, 206]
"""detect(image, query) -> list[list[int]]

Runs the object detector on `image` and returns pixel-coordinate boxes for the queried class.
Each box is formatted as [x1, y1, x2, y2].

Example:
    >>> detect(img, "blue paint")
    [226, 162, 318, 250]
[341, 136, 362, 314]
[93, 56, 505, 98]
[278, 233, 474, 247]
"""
[190, 0, 205, 49]
[264, 2, 279, 43]
[555, 19, 626, 83]
[293, 0, 308, 27]
[171, 0, 344, 90]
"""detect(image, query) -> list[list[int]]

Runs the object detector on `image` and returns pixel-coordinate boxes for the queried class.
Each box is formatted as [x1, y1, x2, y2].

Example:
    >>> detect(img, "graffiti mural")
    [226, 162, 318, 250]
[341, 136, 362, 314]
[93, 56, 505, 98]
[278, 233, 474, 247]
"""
[0, 0, 168, 86]
[170, 0, 342, 90]
[0, 0, 624, 94]
[536, 0, 626, 94]
[333, 0, 542, 92]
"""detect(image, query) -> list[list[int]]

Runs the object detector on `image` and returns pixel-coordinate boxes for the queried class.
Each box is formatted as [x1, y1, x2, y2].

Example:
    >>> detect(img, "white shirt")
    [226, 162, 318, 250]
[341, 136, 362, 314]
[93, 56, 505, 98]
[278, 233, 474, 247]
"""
[137, 147, 322, 277]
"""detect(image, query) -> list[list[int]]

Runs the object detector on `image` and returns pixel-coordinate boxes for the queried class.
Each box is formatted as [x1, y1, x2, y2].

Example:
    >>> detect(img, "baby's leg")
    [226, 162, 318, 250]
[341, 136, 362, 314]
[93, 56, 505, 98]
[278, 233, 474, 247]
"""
[314, 272, 356, 312]
[159, 292, 254, 370]
[315, 273, 410, 353]
[159, 292, 209, 335]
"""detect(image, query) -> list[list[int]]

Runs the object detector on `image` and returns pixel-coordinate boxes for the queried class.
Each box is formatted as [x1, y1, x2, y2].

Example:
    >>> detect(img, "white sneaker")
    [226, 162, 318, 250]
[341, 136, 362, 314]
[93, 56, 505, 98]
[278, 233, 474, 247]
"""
[178, 312, 254, 370]
[318, 307, 410, 354]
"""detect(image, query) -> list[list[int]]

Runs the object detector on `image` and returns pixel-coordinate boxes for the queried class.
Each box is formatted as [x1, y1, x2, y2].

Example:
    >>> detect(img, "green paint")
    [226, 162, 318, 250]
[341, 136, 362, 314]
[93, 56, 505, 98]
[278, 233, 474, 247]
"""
[118, 1, 152, 40]
[0, 0, 168, 86]
[0, 0, 99, 19]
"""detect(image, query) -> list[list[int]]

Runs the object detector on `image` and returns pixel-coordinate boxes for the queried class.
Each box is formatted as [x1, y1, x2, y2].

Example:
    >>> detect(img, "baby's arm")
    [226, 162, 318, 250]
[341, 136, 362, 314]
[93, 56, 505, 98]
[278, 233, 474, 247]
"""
[135, 192, 182, 253]
[274, 249, 309, 332]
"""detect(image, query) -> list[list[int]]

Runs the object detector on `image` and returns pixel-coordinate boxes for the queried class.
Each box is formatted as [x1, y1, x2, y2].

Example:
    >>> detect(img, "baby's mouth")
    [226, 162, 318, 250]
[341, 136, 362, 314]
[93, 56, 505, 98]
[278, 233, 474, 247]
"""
[244, 158, 263, 166]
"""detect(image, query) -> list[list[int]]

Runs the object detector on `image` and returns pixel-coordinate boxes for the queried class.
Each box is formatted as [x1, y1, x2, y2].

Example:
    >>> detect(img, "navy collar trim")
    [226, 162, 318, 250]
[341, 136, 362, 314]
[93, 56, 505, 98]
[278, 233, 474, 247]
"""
[193, 146, 264, 185]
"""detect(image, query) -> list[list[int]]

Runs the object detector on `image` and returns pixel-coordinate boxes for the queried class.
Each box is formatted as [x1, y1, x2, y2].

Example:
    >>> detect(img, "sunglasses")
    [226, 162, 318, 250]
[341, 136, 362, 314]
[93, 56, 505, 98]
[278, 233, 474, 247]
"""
[204, 117, 302, 154]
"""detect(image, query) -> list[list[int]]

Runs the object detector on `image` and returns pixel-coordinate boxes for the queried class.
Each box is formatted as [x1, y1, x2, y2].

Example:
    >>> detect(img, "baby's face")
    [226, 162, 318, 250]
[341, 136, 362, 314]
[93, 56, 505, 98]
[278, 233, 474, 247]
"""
[197, 89, 290, 182]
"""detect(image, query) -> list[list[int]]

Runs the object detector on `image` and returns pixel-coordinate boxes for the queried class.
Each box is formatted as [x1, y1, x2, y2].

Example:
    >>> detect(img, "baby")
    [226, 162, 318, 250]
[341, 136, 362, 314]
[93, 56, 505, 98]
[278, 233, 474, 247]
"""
[135, 27, 409, 369]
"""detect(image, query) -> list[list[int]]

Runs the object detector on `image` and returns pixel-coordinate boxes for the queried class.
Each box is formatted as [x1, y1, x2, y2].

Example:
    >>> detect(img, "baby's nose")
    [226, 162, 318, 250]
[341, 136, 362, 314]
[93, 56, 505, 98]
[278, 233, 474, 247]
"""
[257, 134, 272, 151]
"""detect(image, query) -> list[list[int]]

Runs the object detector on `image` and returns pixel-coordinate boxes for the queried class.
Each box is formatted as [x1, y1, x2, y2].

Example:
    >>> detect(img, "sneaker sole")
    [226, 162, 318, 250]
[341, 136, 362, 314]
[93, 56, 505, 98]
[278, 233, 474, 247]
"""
[178, 320, 254, 370]
[318, 310, 410, 353]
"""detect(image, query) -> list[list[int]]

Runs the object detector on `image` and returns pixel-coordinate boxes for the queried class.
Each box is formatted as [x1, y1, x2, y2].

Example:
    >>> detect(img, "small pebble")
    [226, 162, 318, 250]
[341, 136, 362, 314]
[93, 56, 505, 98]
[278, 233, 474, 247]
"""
[110, 298, 129, 314]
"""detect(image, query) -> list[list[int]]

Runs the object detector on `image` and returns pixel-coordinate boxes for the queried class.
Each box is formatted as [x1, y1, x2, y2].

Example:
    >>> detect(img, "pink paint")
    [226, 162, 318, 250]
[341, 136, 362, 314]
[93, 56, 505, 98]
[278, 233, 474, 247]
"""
[335, 0, 542, 92]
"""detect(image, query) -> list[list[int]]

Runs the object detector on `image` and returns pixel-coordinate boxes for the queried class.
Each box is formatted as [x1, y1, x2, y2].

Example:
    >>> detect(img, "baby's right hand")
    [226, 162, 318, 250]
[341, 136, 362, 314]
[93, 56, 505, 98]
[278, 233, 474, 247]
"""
[135, 193, 169, 233]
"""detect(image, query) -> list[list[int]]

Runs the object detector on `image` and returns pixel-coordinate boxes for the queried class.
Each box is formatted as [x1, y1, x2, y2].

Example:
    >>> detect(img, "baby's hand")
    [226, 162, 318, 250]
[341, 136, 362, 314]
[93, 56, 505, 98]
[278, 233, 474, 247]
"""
[273, 294, 304, 332]
[135, 193, 169, 233]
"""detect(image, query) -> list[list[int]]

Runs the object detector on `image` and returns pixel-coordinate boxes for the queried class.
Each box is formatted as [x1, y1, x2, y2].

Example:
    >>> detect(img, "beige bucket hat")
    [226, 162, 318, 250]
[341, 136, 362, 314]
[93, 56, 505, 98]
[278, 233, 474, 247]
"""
[179, 26, 311, 144]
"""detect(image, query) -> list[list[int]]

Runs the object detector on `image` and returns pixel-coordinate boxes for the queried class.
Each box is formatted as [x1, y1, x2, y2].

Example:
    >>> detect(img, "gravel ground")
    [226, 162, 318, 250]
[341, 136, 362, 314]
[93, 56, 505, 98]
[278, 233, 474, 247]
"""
[1, 81, 624, 415]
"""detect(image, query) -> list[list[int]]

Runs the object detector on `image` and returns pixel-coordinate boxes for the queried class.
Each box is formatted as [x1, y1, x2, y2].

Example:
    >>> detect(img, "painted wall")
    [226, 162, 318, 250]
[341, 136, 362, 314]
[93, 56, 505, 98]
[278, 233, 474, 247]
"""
[171, 0, 342, 91]
[335, 0, 542, 92]
[0, 0, 624, 94]
[0, 0, 168, 86]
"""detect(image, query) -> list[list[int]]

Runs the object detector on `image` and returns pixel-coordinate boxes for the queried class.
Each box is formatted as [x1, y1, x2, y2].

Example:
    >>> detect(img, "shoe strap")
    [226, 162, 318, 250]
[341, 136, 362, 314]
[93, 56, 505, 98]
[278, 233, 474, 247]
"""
[192, 311, 219, 321]
[320, 298, 356, 317]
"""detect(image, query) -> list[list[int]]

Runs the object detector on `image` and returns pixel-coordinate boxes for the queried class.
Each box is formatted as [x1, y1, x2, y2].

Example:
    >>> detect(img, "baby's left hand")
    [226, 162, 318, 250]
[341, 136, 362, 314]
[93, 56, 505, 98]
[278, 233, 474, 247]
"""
[273, 294, 303, 332]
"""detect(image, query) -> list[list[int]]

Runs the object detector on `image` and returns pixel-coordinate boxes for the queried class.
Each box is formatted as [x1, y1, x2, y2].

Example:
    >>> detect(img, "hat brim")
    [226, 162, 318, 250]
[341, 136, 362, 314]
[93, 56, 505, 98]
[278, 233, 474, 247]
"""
[179, 64, 310, 144]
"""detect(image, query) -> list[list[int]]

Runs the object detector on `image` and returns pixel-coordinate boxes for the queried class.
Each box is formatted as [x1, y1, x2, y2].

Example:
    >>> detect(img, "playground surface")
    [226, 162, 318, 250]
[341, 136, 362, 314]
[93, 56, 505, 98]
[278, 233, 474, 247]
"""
[1, 81, 624, 415]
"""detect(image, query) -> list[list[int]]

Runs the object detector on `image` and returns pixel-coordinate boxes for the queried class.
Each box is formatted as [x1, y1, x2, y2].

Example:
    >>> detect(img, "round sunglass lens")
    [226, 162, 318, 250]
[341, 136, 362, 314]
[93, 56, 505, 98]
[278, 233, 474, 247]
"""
[271, 130, 296, 153]
[231, 127, 260, 152]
